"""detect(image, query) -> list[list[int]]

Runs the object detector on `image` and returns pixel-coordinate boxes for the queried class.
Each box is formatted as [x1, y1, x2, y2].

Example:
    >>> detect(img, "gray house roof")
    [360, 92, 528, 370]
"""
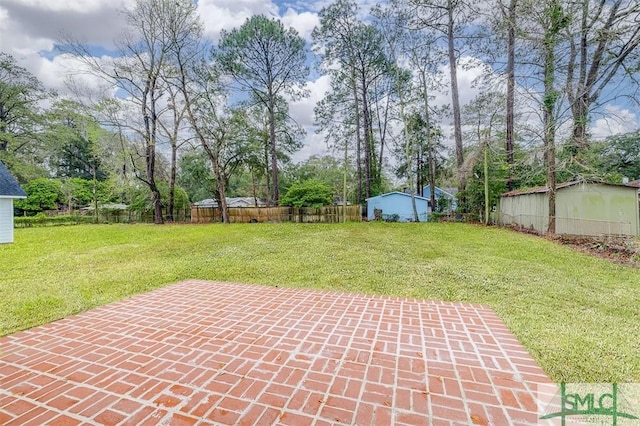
[0, 161, 26, 198]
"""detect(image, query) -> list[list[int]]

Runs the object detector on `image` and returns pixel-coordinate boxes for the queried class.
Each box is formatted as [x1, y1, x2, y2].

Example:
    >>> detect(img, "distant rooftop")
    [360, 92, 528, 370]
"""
[193, 197, 266, 208]
[82, 203, 128, 211]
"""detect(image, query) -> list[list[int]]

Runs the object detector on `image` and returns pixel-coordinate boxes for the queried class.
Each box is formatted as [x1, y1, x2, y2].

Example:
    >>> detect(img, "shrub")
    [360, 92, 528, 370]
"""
[15, 178, 62, 213]
[14, 214, 93, 228]
[280, 180, 333, 208]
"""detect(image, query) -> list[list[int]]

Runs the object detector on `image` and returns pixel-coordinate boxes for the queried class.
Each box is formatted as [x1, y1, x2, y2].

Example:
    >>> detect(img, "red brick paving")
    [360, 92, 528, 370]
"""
[0, 280, 553, 425]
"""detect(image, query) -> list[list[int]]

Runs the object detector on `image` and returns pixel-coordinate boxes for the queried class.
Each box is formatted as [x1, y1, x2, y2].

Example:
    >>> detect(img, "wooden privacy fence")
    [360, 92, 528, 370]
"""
[191, 205, 362, 224]
[91, 208, 191, 224]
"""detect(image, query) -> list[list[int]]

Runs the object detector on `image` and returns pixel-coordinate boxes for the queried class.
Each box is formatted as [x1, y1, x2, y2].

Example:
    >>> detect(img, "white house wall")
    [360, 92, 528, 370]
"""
[0, 198, 14, 244]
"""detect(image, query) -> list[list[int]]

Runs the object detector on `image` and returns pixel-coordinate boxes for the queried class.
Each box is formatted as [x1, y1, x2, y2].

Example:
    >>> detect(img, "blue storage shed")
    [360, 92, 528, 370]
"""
[366, 192, 430, 222]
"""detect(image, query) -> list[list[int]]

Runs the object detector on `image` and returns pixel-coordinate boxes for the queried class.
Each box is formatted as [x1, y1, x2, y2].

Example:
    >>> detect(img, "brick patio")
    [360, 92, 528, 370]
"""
[0, 280, 553, 425]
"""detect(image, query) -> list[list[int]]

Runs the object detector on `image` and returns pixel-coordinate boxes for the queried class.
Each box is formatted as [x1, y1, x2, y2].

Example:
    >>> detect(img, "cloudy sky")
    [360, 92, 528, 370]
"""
[0, 0, 488, 162]
[1, 0, 637, 163]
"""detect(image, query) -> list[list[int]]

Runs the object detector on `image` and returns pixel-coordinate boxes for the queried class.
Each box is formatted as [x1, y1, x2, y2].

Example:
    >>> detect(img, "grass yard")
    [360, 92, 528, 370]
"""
[1, 222, 639, 383]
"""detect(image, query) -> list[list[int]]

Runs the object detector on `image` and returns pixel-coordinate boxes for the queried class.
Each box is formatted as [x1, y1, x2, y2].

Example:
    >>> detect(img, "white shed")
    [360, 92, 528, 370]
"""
[498, 181, 640, 236]
[0, 161, 27, 244]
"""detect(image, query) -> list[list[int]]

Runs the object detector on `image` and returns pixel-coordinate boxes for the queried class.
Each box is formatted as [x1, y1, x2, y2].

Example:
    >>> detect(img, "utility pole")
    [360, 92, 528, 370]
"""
[343, 137, 348, 223]
[484, 139, 489, 225]
[93, 153, 98, 224]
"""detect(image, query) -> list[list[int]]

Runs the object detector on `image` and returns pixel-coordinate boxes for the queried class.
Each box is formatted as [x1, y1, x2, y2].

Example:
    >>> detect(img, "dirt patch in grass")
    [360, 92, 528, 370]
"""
[553, 235, 640, 267]
[505, 224, 640, 267]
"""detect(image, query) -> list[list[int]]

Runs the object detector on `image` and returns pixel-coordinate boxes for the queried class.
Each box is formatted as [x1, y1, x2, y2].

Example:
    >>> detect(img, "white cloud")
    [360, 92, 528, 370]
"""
[590, 105, 639, 140]
[290, 75, 331, 162]
[197, 1, 318, 43]
[289, 74, 330, 127]
[0, 0, 128, 51]
[293, 131, 330, 162]
[36, 54, 119, 101]
[0, 5, 54, 55]
[0, 0, 128, 97]
[431, 57, 489, 109]
[281, 8, 319, 41]
[422, 57, 494, 151]
[2, 0, 110, 13]
[197, 0, 279, 42]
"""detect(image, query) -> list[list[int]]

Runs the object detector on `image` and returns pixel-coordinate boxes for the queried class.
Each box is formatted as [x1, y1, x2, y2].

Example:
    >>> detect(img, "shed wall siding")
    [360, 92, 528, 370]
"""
[555, 184, 639, 236]
[498, 193, 548, 232]
[499, 183, 640, 236]
[0, 198, 14, 244]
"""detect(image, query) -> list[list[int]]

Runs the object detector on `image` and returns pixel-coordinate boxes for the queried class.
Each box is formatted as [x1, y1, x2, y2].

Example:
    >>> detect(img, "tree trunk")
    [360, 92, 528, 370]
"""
[143, 84, 163, 225]
[571, 0, 590, 154]
[147, 140, 163, 225]
[174, 56, 229, 223]
[568, 0, 625, 156]
[149, 182, 163, 224]
[420, 69, 437, 215]
[251, 170, 258, 207]
[343, 133, 348, 223]
[151, 183, 163, 224]
[214, 163, 229, 223]
[360, 71, 372, 199]
[396, 63, 418, 222]
[447, 0, 464, 192]
[0, 122, 7, 151]
[267, 88, 279, 204]
[545, 94, 557, 234]
[198, 140, 229, 223]
[483, 140, 490, 225]
[351, 65, 363, 204]
[505, 0, 517, 190]
[571, 96, 589, 153]
[429, 144, 436, 216]
[92, 162, 98, 223]
[167, 141, 177, 222]
[543, 0, 564, 234]
[264, 132, 271, 205]
[416, 150, 422, 198]
[375, 81, 388, 185]
[165, 89, 182, 223]
[151, 74, 164, 224]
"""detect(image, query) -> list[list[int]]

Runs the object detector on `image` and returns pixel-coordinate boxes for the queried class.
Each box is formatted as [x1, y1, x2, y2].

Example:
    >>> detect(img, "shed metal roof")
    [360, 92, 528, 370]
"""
[0, 161, 26, 198]
[365, 191, 431, 202]
[501, 180, 638, 197]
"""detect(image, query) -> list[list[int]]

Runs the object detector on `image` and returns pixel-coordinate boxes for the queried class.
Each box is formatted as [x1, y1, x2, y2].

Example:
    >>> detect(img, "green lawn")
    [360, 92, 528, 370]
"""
[1, 222, 639, 383]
